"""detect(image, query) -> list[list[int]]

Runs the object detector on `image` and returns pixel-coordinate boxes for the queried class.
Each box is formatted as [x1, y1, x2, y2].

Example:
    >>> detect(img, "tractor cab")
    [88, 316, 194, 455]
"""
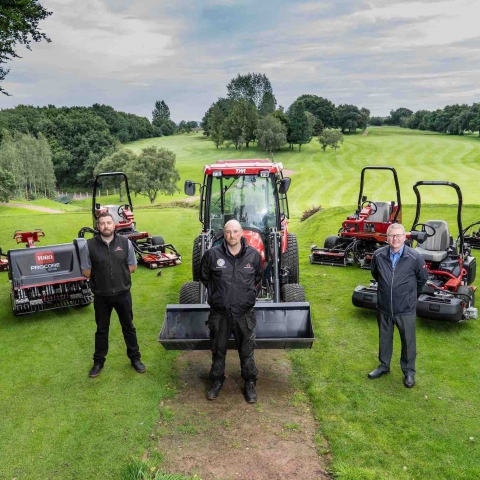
[160, 159, 314, 350]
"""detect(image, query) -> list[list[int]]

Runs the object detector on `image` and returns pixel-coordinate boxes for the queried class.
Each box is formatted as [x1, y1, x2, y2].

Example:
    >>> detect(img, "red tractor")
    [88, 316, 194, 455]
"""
[352, 181, 477, 322]
[6, 229, 93, 315]
[310, 166, 402, 269]
[78, 172, 181, 269]
[159, 159, 314, 350]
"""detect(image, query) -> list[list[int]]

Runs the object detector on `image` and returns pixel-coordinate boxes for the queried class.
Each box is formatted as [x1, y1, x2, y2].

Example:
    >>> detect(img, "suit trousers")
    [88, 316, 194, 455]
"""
[93, 291, 141, 365]
[377, 310, 416, 374]
[208, 311, 258, 382]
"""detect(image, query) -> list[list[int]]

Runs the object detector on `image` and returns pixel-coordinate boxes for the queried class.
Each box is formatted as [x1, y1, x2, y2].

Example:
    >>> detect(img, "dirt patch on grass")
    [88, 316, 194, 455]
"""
[362, 130, 369, 136]
[0, 202, 64, 213]
[149, 350, 330, 480]
[282, 169, 296, 176]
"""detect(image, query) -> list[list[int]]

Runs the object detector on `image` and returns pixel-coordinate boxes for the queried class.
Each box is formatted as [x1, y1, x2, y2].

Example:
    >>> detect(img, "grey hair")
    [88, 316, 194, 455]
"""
[387, 223, 406, 235]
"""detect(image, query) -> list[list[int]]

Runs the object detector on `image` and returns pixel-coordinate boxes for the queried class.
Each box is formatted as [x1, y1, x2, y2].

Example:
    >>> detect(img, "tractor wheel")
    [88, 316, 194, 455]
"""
[282, 233, 299, 284]
[281, 283, 306, 302]
[192, 235, 202, 281]
[457, 285, 475, 308]
[179, 281, 201, 304]
[151, 235, 165, 253]
[324, 235, 340, 250]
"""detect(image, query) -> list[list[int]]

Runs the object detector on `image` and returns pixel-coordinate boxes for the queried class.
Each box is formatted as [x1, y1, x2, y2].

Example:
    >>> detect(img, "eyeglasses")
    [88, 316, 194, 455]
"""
[387, 234, 405, 239]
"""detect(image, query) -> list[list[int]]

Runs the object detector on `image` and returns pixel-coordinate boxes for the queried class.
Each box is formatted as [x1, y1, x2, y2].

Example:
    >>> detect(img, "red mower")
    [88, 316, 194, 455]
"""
[78, 172, 182, 270]
[310, 166, 402, 269]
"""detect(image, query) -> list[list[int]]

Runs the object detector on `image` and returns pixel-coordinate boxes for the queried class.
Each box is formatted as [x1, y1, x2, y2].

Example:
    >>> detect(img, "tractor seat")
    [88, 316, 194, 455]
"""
[367, 201, 391, 223]
[415, 220, 451, 262]
[106, 206, 122, 225]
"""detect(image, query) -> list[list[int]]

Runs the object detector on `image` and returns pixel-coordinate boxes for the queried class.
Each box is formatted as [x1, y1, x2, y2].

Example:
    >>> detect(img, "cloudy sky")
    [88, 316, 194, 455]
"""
[1, 0, 479, 122]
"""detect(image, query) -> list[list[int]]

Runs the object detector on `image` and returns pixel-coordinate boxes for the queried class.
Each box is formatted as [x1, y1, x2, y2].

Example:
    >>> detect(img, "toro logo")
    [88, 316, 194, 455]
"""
[35, 251, 55, 265]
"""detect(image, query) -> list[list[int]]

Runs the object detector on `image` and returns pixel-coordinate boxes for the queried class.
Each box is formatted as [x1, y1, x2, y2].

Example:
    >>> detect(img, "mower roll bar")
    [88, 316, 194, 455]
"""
[412, 181, 464, 251]
[357, 166, 401, 223]
[92, 172, 133, 217]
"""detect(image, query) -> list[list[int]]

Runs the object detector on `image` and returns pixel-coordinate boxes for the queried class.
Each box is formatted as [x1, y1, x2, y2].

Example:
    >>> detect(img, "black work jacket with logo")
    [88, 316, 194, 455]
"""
[371, 244, 429, 316]
[200, 237, 262, 316]
[87, 234, 131, 296]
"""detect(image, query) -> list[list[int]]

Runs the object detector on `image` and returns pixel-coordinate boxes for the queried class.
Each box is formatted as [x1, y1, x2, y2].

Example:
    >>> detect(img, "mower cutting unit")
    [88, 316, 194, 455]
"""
[463, 221, 480, 250]
[159, 159, 314, 350]
[78, 172, 181, 269]
[0, 247, 8, 272]
[7, 230, 92, 315]
[352, 181, 477, 322]
[310, 166, 402, 269]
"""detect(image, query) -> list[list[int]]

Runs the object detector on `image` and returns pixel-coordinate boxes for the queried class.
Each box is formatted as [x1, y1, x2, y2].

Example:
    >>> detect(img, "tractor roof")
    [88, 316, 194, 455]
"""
[204, 159, 284, 175]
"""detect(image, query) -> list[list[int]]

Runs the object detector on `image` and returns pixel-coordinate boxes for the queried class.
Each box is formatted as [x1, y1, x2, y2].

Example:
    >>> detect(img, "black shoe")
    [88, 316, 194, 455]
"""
[207, 380, 224, 400]
[243, 380, 257, 403]
[131, 360, 146, 373]
[368, 367, 390, 379]
[404, 373, 415, 388]
[89, 363, 103, 378]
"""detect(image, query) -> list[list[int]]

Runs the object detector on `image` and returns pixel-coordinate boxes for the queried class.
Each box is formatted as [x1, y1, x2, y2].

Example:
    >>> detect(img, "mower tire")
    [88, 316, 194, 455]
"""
[282, 233, 300, 284]
[179, 281, 201, 304]
[281, 283, 306, 302]
[192, 236, 202, 281]
[324, 235, 340, 250]
[457, 285, 475, 308]
[151, 235, 165, 253]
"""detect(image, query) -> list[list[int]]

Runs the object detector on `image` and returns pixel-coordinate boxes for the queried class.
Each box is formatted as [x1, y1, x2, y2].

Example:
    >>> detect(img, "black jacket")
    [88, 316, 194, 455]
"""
[87, 234, 131, 296]
[200, 237, 262, 316]
[371, 244, 428, 316]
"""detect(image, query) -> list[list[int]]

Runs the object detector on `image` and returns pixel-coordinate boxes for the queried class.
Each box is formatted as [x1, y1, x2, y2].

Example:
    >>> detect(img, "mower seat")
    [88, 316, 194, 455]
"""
[415, 220, 451, 262]
[368, 202, 391, 222]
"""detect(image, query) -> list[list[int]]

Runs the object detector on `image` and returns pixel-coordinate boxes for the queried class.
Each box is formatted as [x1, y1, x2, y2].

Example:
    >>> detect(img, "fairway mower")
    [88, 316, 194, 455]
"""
[310, 166, 402, 269]
[78, 172, 182, 270]
[462, 221, 480, 250]
[6, 229, 93, 315]
[352, 181, 477, 322]
[159, 159, 314, 350]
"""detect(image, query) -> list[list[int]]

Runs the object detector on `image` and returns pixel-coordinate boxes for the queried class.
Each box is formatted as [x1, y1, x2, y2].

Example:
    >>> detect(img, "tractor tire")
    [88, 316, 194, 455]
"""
[324, 235, 340, 250]
[281, 283, 306, 302]
[457, 285, 475, 308]
[282, 233, 300, 284]
[151, 235, 165, 253]
[179, 281, 201, 304]
[192, 235, 202, 281]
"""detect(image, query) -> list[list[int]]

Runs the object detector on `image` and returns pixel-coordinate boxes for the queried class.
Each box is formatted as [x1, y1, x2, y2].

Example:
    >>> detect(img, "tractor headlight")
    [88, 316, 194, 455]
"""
[213, 171, 222, 177]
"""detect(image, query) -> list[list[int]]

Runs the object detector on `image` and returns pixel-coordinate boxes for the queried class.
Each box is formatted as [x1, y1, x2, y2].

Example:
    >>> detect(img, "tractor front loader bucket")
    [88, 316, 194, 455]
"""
[159, 302, 314, 350]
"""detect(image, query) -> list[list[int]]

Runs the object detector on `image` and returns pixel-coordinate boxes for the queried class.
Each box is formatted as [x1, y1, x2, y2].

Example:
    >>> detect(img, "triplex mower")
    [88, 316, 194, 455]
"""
[6, 229, 93, 315]
[159, 159, 314, 350]
[310, 166, 402, 269]
[78, 172, 182, 270]
[352, 181, 477, 322]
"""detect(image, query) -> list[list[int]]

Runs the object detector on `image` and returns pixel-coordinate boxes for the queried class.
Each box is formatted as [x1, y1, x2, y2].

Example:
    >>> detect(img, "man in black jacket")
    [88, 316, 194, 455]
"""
[368, 223, 428, 388]
[80, 212, 145, 378]
[200, 219, 262, 403]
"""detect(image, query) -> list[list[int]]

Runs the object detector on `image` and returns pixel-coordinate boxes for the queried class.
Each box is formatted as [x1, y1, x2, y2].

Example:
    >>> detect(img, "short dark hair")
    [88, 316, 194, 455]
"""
[96, 212, 114, 223]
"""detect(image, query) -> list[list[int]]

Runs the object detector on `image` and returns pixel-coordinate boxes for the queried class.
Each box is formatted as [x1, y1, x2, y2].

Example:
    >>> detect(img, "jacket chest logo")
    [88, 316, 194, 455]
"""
[244, 263, 252, 269]
[115, 246, 123, 251]
[216, 258, 226, 268]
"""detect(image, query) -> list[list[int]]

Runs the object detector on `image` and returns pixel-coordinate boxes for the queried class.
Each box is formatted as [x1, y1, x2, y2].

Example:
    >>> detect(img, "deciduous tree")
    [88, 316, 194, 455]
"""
[318, 130, 344, 157]
[287, 101, 312, 151]
[256, 115, 287, 159]
[227, 73, 276, 112]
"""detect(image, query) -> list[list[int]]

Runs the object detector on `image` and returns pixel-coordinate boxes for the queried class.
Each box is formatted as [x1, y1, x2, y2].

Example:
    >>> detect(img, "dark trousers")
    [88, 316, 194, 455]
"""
[209, 311, 258, 382]
[377, 311, 416, 374]
[93, 291, 141, 365]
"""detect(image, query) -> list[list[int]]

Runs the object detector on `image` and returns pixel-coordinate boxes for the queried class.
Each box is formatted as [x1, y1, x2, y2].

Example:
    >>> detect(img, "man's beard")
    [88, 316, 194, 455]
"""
[100, 229, 113, 238]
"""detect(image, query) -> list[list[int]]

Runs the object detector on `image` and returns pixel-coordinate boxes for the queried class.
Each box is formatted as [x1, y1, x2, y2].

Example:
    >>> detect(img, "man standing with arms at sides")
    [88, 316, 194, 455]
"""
[80, 212, 145, 378]
[200, 219, 262, 403]
[368, 223, 428, 388]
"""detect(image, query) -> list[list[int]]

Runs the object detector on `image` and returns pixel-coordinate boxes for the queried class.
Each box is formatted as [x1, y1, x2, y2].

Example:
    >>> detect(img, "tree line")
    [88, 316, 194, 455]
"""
[201, 73, 370, 155]
[371, 105, 480, 136]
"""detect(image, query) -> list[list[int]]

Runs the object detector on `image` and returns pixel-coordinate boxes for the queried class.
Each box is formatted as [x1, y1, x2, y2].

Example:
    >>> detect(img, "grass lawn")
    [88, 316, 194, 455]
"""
[1, 127, 480, 479]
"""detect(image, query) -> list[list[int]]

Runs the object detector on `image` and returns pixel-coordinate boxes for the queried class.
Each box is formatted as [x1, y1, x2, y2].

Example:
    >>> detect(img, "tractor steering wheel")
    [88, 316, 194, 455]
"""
[361, 200, 378, 215]
[117, 204, 131, 221]
[412, 223, 436, 238]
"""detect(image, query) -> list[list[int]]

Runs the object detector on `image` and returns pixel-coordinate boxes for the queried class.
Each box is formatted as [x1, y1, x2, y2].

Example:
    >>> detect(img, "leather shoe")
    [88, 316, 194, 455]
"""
[131, 360, 146, 373]
[89, 363, 103, 378]
[207, 380, 224, 400]
[404, 373, 415, 388]
[243, 380, 257, 403]
[368, 367, 390, 379]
